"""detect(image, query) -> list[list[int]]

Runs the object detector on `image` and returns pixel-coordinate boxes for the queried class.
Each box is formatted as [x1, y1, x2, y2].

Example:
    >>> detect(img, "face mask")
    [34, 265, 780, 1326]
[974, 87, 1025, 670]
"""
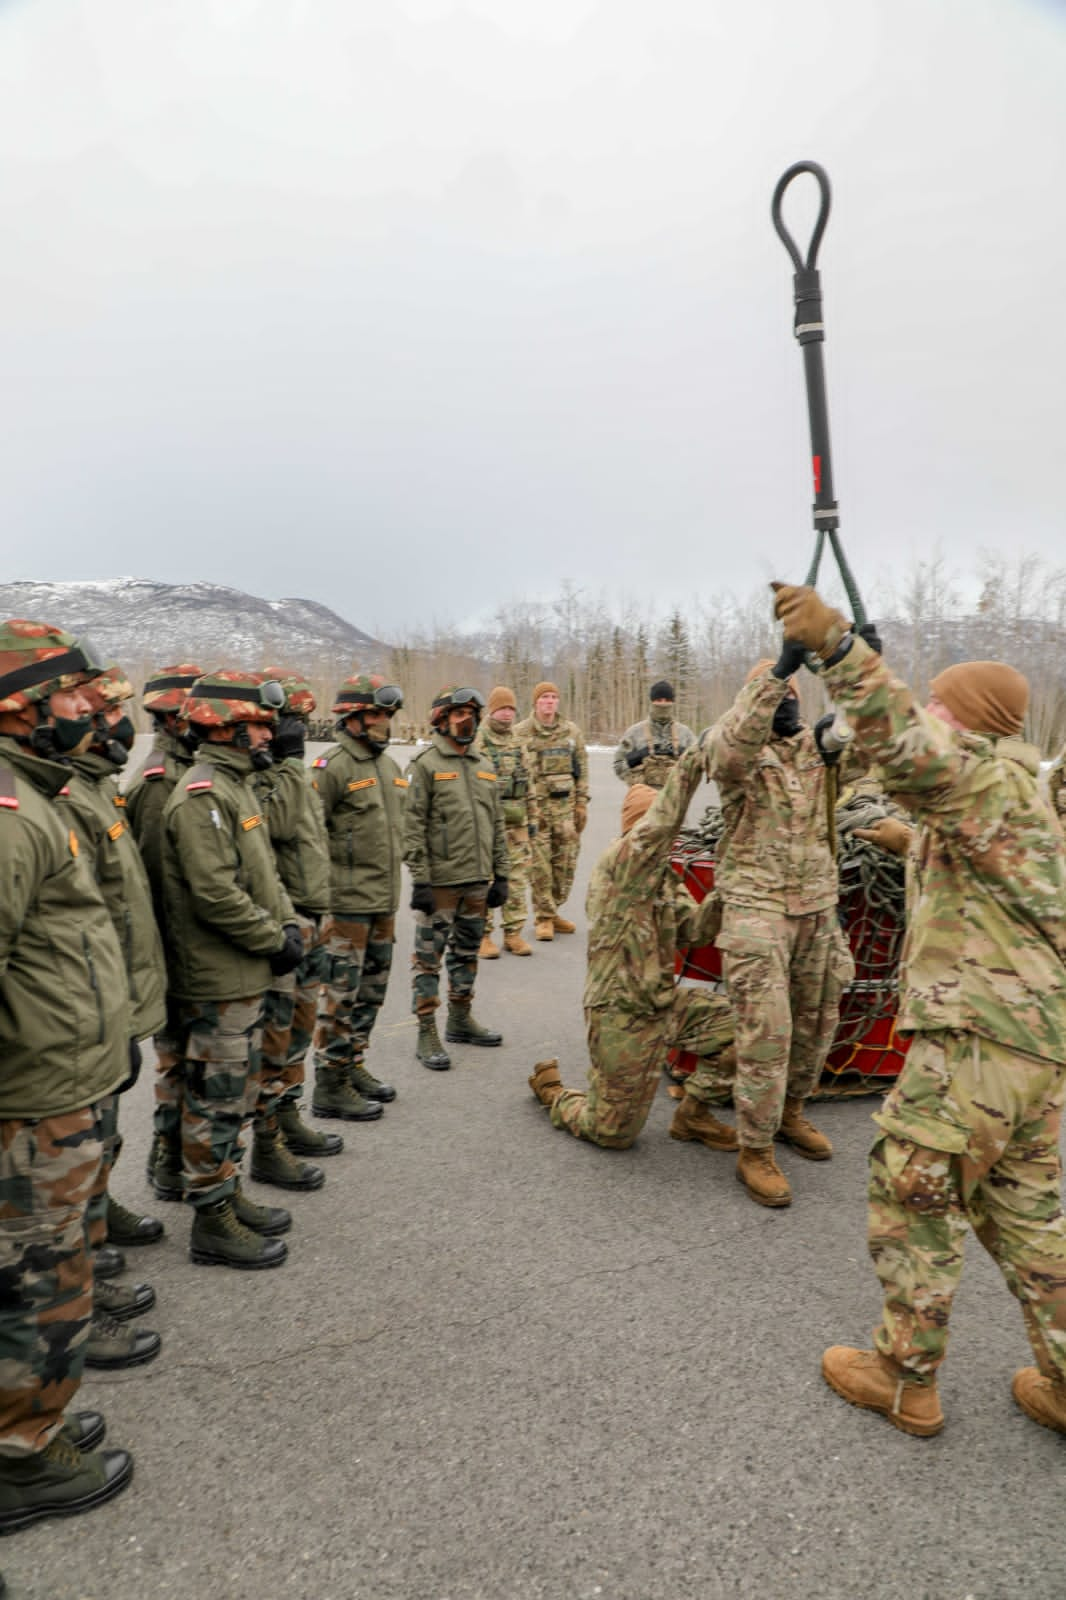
[250, 745, 275, 770]
[30, 713, 94, 760]
[179, 727, 201, 755]
[362, 719, 391, 751]
[91, 712, 135, 767]
[109, 713, 136, 751]
[649, 707, 673, 725]
[450, 714, 477, 745]
[772, 698, 803, 739]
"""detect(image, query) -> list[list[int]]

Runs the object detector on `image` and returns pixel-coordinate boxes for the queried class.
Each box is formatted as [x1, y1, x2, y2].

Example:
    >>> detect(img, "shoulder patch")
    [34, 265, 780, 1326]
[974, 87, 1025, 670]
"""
[143, 765, 167, 780]
[185, 763, 215, 793]
[434, 771, 458, 781]
[347, 776, 377, 792]
[0, 766, 18, 811]
[113, 794, 127, 808]
[394, 777, 409, 788]
[312, 756, 329, 768]
[476, 771, 497, 781]
[107, 819, 125, 841]
[241, 814, 263, 831]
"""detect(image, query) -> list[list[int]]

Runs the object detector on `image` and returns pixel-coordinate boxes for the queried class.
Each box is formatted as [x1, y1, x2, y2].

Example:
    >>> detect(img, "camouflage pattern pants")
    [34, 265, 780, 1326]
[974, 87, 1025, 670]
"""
[259, 913, 331, 1110]
[176, 995, 264, 1207]
[152, 995, 185, 1145]
[550, 989, 735, 1149]
[673, 987, 737, 1106]
[719, 904, 853, 1148]
[313, 912, 396, 1070]
[486, 823, 533, 936]
[869, 1030, 1066, 1387]
[84, 1091, 120, 1253]
[531, 796, 579, 918]
[410, 885, 487, 1017]
[0, 1104, 104, 1457]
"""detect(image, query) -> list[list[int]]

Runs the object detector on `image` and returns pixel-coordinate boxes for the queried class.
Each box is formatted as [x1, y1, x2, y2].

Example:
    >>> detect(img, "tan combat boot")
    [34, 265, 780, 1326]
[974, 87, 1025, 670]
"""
[669, 1092, 739, 1150]
[529, 1058, 563, 1107]
[822, 1347, 944, 1437]
[777, 1096, 833, 1160]
[736, 1146, 792, 1207]
[1011, 1368, 1066, 1435]
[479, 934, 500, 960]
[552, 914, 576, 934]
[503, 932, 532, 956]
[535, 920, 555, 942]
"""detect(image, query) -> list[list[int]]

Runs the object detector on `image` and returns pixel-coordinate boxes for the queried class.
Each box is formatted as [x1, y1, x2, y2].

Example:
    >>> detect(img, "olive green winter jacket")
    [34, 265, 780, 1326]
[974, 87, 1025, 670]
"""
[0, 737, 129, 1117]
[311, 730, 407, 914]
[256, 755, 331, 916]
[403, 734, 508, 887]
[125, 728, 198, 928]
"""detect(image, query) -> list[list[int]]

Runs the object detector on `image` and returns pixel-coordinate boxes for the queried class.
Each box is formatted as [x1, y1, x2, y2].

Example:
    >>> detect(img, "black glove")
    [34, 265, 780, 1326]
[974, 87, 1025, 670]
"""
[117, 1036, 143, 1095]
[857, 621, 882, 655]
[486, 877, 509, 909]
[626, 747, 649, 769]
[272, 715, 306, 760]
[269, 923, 304, 976]
[771, 638, 808, 680]
[410, 882, 435, 914]
[813, 712, 842, 767]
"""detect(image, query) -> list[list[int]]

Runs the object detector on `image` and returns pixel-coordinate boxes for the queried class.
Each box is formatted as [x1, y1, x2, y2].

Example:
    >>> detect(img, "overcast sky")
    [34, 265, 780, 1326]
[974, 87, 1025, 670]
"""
[2, 0, 1064, 639]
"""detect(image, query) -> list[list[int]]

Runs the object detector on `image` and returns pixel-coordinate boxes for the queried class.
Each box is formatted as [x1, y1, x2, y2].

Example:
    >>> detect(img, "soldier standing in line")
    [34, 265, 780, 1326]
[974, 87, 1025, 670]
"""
[0, 620, 135, 1532]
[124, 662, 204, 1206]
[161, 671, 303, 1269]
[476, 685, 537, 958]
[308, 674, 406, 1121]
[704, 650, 863, 1208]
[57, 665, 165, 1373]
[612, 679, 696, 790]
[529, 743, 736, 1149]
[404, 686, 509, 1071]
[774, 582, 1066, 1439]
[515, 682, 588, 942]
[250, 670, 340, 1183]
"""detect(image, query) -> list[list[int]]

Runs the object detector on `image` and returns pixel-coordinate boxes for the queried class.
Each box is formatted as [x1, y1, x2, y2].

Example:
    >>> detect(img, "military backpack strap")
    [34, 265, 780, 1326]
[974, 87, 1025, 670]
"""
[0, 763, 18, 812]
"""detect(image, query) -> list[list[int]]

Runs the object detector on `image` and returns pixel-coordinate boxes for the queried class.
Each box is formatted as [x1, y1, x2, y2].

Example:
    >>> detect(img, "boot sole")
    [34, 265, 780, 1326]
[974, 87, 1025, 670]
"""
[735, 1170, 792, 1207]
[445, 1034, 502, 1047]
[669, 1127, 738, 1151]
[249, 1168, 326, 1191]
[419, 1059, 451, 1071]
[480, 951, 501, 960]
[0, 1456, 133, 1535]
[310, 1105, 383, 1121]
[283, 1140, 344, 1156]
[84, 1340, 161, 1371]
[776, 1132, 833, 1162]
[822, 1361, 943, 1437]
[106, 1229, 165, 1246]
[95, 1291, 157, 1323]
[189, 1247, 288, 1269]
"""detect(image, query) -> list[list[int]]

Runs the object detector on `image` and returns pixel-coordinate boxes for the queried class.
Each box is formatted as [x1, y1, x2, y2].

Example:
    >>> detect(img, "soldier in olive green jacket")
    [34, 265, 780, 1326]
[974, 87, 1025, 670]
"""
[404, 687, 509, 1070]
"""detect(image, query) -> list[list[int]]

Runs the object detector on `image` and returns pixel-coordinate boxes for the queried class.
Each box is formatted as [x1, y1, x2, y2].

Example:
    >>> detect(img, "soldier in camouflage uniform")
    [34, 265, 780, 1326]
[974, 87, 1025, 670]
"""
[125, 663, 204, 1204]
[529, 744, 736, 1149]
[404, 687, 509, 1070]
[1047, 745, 1066, 831]
[309, 674, 406, 1119]
[476, 686, 538, 958]
[774, 582, 1066, 1439]
[58, 665, 165, 1373]
[613, 679, 696, 790]
[515, 682, 588, 941]
[0, 620, 135, 1532]
[161, 671, 303, 1269]
[705, 651, 860, 1207]
[250, 670, 340, 1183]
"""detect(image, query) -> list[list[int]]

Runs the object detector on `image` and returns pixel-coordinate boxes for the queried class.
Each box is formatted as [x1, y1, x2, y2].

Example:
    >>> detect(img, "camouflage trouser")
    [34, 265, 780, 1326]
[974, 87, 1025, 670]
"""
[152, 995, 185, 1144]
[313, 912, 396, 1069]
[176, 995, 264, 1207]
[672, 987, 737, 1106]
[259, 913, 330, 1112]
[719, 904, 853, 1148]
[531, 796, 579, 918]
[0, 1104, 104, 1457]
[410, 885, 487, 1017]
[85, 1091, 121, 1253]
[486, 823, 533, 936]
[550, 989, 734, 1149]
[869, 1030, 1066, 1387]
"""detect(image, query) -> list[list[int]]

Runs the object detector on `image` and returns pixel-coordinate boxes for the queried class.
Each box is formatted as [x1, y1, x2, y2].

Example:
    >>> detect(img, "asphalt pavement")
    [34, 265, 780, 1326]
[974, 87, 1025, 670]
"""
[9, 747, 1061, 1600]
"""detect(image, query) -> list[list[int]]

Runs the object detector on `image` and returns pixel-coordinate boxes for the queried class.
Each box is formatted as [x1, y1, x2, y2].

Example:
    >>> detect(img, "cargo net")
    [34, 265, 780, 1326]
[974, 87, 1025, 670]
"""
[672, 788, 911, 1097]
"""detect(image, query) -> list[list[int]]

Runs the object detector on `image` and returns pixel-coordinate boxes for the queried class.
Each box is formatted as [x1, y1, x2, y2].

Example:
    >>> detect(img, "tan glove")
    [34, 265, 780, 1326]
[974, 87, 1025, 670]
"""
[771, 582, 849, 656]
[854, 818, 914, 857]
[574, 801, 588, 834]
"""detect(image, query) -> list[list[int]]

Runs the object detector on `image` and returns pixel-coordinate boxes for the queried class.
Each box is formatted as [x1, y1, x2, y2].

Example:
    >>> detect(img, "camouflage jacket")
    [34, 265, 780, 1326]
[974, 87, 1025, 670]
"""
[706, 669, 841, 916]
[583, 743, 720, 1017]
[59, 752, 167, 1040]
[1047, 749, 1066, 830]
[161, 744, 295, 1002]
[311, 730, 406, 915]
[826, 638, 1066, 1064]
[613, 714, 696, 788]
[403, 734, 508, 887]
[255, 755, 331, 917]
[0, 737, 128, 1117]
[475, 720, 539, 830]
[125, 728, 198, 927]
[514, 714, 589, 807]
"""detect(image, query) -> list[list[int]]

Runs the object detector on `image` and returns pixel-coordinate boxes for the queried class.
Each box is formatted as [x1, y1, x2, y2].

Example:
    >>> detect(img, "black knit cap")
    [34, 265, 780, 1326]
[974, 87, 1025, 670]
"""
[649, 680, 675, 702]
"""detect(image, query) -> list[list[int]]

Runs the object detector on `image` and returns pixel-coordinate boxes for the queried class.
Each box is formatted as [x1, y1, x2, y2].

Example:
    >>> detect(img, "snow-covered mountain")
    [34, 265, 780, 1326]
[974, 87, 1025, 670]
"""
[0, 579, 389, 672]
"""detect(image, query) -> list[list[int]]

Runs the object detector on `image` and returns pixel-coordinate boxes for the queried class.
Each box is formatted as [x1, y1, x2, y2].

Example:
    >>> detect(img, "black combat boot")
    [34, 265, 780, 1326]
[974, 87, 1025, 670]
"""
[415, 1017, 451, 1070]
[349, 1061, 397, 1103]
[106, 1193, 165, 1246]
[250, 1117, 326, 1191]
[231, 1178, 291, 1235]
[276, 1093, 344, 1156]
[189, 1198, 288, 1269]
[84, 1308, 161, 1370]
[0, 1436, 133, 1533]
[445, 1000, 502, 1047]
[312, 1066, 384, 1120]
[93, 1278, 156, 1322]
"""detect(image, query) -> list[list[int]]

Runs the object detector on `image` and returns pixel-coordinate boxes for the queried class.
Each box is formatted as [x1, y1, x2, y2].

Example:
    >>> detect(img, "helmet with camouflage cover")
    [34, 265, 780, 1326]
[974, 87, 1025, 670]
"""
[331, 673, 403, 717]
[142, 662, 205, 715]
[429, 684, 485, 731]
[262, 666, 316, 719]
[83, 664, 134, 710]
[183, 670, 285, 729]
[0, 619, 104, 715]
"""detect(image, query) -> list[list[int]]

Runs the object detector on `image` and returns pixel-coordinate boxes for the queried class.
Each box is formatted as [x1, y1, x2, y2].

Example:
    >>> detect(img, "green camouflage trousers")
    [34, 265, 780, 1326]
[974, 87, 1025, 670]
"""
[152, 996, 185, 1145]
[486, 823, 533, 937]
[0, 1104, 104, 1457]
[531, 796, 579, 918]
[176, 995, 264, 1207]
[719, 904, 853, 1148]
[550, 989, 735, 1149]
[410, 885, 487, 1017]
[259, 913, 330, 1111]
[313, 913, 396, 1069]
[85, 1091, 120, 1253]
[675, 987, 738, 1106]
[869, 1030, 1066, 1387]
